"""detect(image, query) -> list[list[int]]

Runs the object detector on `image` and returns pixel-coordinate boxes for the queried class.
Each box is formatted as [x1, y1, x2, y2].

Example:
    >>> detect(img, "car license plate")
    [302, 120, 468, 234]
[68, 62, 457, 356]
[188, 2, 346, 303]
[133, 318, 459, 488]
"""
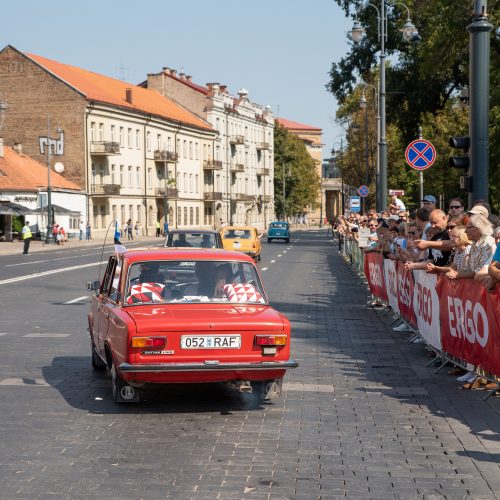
[233, 241, 241, 248]
[180, 335, 241, 349]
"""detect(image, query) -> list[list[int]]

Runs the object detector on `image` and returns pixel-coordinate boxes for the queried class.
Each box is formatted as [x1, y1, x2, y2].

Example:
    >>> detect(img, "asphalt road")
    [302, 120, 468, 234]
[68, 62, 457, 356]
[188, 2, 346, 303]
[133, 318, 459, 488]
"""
[1, 231, 500, 499]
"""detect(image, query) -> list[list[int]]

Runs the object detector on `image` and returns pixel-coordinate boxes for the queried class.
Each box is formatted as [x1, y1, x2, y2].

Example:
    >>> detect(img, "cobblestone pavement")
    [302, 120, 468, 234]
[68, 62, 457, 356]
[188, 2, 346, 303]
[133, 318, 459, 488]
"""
[0, 230, 499, 499]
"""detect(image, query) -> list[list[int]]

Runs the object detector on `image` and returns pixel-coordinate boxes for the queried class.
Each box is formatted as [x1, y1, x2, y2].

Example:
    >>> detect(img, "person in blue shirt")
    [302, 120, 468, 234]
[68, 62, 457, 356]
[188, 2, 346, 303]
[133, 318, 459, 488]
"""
[163, 221, 169, 236]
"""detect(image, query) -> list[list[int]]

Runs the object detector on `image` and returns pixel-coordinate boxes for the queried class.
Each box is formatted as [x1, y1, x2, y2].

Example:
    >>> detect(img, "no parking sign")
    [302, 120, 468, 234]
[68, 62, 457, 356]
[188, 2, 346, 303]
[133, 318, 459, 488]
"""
[405, 139, 436, 171]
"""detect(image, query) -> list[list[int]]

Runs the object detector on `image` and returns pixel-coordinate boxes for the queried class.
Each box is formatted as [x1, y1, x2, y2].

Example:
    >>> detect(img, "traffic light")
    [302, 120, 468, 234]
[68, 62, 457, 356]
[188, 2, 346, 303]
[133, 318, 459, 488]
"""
[449, 136, 470, 170]
[449, 136, 472, 191]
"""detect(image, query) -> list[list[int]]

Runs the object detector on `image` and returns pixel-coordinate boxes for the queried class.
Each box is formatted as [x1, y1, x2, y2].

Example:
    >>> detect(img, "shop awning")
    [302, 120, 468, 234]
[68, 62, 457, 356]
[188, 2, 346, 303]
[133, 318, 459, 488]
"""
[0, 202, 39, 216]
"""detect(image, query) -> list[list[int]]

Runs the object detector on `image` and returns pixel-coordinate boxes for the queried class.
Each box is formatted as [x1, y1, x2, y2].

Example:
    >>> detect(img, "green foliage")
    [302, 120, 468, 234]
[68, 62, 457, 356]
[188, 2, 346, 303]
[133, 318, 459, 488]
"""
[273, 122, 320, 217]
[12, 216, 23, 234]
[327, 0, 500, 211]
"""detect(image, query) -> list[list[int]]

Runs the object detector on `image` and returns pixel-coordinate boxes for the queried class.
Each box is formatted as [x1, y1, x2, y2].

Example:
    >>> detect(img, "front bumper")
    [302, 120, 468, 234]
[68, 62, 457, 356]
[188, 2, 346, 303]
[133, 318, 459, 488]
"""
[119, 360, 299, 373]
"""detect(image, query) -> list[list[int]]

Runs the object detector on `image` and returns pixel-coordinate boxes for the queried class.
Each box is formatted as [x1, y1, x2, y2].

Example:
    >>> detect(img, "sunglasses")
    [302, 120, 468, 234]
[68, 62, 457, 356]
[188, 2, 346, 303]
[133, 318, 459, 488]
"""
[408, 232, 417, 235]
[368, 225, 377, 228]
[449, 205, 462, 209]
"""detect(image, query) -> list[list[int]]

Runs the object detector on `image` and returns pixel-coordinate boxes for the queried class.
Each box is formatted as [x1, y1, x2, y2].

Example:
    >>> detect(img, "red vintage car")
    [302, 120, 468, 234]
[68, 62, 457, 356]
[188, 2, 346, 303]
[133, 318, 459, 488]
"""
[87, 248, 298, 403]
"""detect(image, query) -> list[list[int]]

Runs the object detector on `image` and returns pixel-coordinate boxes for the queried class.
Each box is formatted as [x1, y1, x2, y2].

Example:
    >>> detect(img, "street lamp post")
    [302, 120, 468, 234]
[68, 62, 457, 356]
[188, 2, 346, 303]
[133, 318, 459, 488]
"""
[45, 118, 62, 244]
[351, 2, 419, 211]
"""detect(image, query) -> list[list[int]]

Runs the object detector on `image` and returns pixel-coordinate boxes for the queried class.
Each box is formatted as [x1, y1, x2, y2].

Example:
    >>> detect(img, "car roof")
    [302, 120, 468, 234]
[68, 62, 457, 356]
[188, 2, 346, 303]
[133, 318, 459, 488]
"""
[270, 221, 288, 224]
[167, 229, 219, 235]
[122, 248, 255, 264]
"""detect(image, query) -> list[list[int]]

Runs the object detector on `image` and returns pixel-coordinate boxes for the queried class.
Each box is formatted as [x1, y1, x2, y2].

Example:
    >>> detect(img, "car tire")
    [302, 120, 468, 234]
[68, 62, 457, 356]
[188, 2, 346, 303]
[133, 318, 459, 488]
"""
[267, 238, 271, 243]
[285, 238, 290, 243]
[257, 254, 261, 261]
[111, 361, 141, 403]
[91, 340, 106, 370]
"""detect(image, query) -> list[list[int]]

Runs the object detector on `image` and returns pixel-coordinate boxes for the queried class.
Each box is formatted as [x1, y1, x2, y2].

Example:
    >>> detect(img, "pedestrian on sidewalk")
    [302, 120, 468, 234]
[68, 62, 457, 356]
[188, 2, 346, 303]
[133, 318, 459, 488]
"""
[127, 219, 133, 240]
[22, 221, 32, 255]
[85, 221, 91, 241]
[163, 220, 169, 237]
[134, 221, 140, 238]
[79, 220, 84, 240]
[155, 220, 161, 237]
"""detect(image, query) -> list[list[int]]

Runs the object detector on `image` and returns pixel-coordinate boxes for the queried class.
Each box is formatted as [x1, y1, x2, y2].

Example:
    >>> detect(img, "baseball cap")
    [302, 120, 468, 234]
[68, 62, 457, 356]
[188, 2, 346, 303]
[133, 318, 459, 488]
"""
[422, 195, 437, 204]
[468, 205, 489, 217]
[389, 214, 400, 221]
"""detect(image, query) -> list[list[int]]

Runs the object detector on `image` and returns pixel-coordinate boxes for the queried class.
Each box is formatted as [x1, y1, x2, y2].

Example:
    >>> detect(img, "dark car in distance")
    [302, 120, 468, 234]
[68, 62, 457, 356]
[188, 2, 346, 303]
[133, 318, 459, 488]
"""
[164, 230, 223, 249]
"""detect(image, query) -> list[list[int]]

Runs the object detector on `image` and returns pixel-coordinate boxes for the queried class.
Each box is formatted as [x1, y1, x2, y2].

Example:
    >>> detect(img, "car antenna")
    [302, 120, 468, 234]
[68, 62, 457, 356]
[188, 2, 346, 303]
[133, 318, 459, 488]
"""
[98, 219, 123, 280]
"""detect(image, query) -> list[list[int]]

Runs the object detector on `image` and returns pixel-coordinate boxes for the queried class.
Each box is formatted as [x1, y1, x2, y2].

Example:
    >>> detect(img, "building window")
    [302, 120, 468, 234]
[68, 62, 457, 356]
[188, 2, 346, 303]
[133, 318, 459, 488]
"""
[128, 166, 133, 187]
[189, 141, 193, 159]
[195, 207, 199, 225]
[167, 137, 172, 151]
[189, 174, 193, 193]
[99, 123, 104, 141]
[136, 167, 140, 187]
[177, 208, 182, 226]
[183, 173, 187, 193]
[146, 131, 151, 151]
[90, 122, 96, 142]
[195, 142, 199, 160]
[119, 165, 124, 186]
[135, 129, 140, 149]
[129, 205, 134, 222]
[111, 125, 115, 143]
[157, 134, 161, 150]
[183, 140, 187, 159]
[184, 207, 188, 226]
[112, 205, 117, 222]
[147, 168, 152, 188]
[195, 174, 199, 193]
[127, 128, 132, 148]
[136, 205, 141, 224]
[119, 127, 124, 146]
[190, 207, 194, 225]
[111, 164, 116, 184]
[121, 206, 126, 226]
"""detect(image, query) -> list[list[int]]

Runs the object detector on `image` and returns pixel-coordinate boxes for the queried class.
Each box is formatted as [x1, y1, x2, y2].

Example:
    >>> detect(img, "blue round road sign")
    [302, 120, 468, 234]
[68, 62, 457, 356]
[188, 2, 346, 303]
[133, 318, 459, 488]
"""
[358, 185, 370, 197]
[405, 139, 436, 171]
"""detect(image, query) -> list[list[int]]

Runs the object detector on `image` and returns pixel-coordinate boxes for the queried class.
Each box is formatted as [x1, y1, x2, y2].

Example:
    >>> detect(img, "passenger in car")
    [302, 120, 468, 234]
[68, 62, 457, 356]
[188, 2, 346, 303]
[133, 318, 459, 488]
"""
[213, 264, 233, 298]
[195, 261, 216, 296]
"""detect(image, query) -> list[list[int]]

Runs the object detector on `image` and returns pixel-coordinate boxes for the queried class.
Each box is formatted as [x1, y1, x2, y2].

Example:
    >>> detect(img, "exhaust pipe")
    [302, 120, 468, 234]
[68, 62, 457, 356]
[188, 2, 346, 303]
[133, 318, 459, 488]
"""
[230, 380, 253, 393]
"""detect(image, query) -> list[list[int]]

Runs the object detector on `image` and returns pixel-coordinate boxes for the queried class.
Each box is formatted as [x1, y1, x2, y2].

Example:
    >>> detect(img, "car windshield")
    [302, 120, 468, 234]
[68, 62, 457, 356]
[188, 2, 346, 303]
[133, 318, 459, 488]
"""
[270, 223, 287, 229]
[125, 260, 266, 305]
[167, 233, 216, 248]
[223, 229, 251, 239]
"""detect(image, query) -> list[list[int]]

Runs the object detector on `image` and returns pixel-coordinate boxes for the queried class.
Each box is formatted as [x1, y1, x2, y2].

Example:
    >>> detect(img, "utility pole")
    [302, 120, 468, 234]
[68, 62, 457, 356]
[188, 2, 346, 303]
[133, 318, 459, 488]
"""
[467, 0, 492, 205]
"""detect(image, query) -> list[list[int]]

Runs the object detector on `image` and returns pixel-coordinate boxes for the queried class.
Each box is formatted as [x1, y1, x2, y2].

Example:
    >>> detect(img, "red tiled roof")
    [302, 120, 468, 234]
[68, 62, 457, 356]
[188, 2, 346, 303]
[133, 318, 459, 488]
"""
[25, 52, 213, 131]
[277, 118, 322, 132]
[0, 147, 82, 191]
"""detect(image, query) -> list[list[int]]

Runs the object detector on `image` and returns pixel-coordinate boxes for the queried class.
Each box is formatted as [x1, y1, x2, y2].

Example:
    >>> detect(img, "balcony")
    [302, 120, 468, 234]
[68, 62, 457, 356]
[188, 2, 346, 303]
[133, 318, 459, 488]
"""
[259, 194, 272, 203]
[204, 192, 223, 201]
[155, 187, 178, 198]
[321, 178, 342, 190]
[203, 159, 223, 170]
[231, 193, 255, 202]
[154, 150, 178, 162]
[256, 142, 270, 151]
[90, 141, 120, 155]
[229, 135, 245, 145]
[230, 163, 245, 173]
[91, 184, 121, 196]
[256, 167, 270, 176]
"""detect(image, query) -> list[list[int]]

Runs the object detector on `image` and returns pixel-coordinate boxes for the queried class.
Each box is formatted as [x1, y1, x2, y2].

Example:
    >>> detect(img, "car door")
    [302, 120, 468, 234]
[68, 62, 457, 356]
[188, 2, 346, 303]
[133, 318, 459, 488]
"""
[96, 257, 119, 355]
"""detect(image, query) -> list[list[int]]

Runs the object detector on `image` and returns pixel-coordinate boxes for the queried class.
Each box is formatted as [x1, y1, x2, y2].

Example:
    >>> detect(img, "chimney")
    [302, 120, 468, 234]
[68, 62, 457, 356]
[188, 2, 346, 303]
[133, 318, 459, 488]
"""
[219, 85, 227, 93]
[179, 72, 185, 79]
[206, 83, 220, 92]
[162, 66, 170, 74]
[13, 142, 22, 154]
[125, 88, 133, 104]
[186, 75, 192, 82]
[170, 69, 177, 77]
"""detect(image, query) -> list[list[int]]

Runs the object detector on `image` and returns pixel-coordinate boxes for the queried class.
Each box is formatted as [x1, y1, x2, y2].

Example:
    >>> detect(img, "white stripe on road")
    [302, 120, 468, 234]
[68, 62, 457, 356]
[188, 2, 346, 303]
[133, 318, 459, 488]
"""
[0, 261, 105, 286]
[64, 296, 89, 304]
[0, 333, 8, 337]
[261, 267, 268, 271]
[0, 378, 49, 387]
[270, 260, 276, 264]
[23, 333, 71, 338]
[6, 252, 102, 267]
[277, 254, 282, 258]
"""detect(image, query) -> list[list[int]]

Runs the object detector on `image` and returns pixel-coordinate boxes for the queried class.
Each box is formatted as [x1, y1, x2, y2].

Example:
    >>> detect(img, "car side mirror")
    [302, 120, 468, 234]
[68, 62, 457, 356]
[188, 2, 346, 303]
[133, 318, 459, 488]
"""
[87, 280, 101, 291]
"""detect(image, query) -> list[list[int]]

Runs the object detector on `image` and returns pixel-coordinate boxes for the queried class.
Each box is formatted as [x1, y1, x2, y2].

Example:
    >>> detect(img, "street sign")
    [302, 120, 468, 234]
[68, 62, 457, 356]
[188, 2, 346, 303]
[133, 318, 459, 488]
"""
[358, 185, 369, 197]
[350, 196, 361, 213]
[389, 189, 405, 196]
[405, 139, 436, 171]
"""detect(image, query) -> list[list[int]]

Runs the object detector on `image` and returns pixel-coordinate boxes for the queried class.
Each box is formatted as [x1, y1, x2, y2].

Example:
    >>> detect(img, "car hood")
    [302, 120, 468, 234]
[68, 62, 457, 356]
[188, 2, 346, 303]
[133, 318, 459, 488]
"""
[126, 304, 285, 333]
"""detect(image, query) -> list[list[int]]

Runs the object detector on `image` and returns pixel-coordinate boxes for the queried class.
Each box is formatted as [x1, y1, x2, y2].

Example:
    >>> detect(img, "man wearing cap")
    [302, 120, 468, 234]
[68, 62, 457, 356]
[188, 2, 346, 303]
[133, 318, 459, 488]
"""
[422, 195, 436, 211]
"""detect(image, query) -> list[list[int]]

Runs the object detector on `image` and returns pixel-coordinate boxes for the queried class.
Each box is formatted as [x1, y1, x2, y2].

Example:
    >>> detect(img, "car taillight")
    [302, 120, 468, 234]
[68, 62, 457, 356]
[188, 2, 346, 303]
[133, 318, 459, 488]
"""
[131, 336, 166, 348]
[255, 335, 287, 346]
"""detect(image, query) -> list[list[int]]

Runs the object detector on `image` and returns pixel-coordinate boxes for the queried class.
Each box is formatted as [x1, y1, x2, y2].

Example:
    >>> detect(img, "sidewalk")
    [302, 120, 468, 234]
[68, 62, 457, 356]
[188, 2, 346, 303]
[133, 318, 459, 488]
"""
[0, 234, 163, 257]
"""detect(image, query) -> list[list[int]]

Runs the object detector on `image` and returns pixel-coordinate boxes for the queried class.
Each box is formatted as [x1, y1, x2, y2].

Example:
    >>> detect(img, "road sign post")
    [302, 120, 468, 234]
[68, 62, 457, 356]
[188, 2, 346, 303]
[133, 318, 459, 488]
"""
[350, 196, 361, 213]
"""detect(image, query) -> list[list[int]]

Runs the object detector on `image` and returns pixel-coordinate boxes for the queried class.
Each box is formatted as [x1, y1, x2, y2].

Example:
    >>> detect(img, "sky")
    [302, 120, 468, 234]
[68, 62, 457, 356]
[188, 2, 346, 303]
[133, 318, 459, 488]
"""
[1, 0, 352, 156]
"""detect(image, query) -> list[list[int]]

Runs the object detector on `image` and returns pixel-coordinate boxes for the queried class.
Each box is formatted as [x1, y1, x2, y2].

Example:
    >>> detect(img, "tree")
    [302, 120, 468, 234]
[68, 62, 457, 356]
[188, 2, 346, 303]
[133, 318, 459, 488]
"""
[327, 0, 500, 211]
[273, 122, 320, 218]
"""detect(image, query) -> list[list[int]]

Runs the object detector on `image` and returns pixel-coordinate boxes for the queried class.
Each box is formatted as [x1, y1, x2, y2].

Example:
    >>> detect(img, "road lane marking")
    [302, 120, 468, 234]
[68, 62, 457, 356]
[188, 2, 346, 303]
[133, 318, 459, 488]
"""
[270, 260, 276, 263]
[23, 333, 71, 338]
[0, 261, 105, 286]
[0, 378, 49, 387]
[0, 333, 8, 337]
[6, 252, 103, 267]
[261, 267, 268, 271]
[64, 296, 89, 304]
[283, 251, 287, 253]
[277, 254, 282, 258]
